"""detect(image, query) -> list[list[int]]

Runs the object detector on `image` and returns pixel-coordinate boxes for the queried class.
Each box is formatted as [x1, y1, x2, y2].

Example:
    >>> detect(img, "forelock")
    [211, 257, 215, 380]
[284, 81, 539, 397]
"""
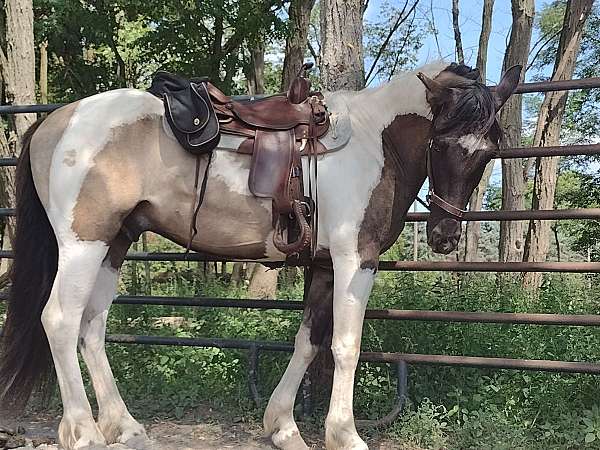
[434, 65, 497, 136]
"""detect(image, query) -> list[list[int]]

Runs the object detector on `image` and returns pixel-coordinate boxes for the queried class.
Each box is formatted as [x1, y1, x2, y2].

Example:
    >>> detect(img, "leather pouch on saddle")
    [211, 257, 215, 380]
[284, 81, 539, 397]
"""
[148, 71, 220, 155]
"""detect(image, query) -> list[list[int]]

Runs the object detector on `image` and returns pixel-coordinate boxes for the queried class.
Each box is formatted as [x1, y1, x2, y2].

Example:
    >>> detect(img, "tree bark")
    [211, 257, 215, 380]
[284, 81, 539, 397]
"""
[39, 40, 48, 104]
[498, 0, 535, 263]
[248, 264, 278, 299]
[247, 41, 265, 95]
[281, 0, 316, 90]
[463, 0, 495, 262]
[475, 0, 494, 83]
[452, 0, 464, 64]
[320, 0, 364, 90]
[1, 0, 36, 245]
[522, 0, 593, 290]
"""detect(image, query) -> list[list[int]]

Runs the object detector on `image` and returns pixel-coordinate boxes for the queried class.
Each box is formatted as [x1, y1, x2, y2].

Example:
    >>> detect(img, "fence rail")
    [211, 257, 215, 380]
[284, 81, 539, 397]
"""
[1, 74, 600, 425]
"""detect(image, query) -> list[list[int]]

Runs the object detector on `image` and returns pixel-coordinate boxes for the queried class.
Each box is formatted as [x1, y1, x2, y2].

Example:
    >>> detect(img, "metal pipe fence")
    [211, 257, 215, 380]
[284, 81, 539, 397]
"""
[1, 75, 600, 424]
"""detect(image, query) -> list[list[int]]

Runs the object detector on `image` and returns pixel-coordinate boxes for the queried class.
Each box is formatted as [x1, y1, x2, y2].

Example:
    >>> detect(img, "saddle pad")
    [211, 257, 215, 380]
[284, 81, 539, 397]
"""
[318, 95, 352, 152]
[249, 130, 294, 199]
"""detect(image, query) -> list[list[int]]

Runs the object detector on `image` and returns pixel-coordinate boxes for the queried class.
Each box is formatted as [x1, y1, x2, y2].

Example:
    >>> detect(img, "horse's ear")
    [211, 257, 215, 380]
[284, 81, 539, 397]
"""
[417, 72, 449, 105]
[493, 65, 522, 110]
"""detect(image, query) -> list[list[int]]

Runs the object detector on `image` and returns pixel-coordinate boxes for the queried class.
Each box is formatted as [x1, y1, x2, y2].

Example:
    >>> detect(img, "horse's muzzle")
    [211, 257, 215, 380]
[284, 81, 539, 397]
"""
[428, 217, 462, 254]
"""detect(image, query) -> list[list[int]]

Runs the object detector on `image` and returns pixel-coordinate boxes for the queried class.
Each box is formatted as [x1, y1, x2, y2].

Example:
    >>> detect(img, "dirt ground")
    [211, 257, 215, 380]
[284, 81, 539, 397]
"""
[4, 412, 401, 450]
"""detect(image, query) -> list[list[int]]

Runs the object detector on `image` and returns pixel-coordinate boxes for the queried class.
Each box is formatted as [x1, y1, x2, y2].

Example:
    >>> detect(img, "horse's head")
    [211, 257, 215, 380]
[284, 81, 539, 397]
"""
[416, 63, 521, 254]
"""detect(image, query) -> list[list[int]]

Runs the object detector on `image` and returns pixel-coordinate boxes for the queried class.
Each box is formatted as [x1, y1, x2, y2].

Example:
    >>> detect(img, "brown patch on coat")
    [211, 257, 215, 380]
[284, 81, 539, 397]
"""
[58, 103, 276, 258]
[357, 113, 431, 269]
[135, 135, 273, 259]
[71, 118, 155, 242]
[138, 174, 271, 259]
[29, 102, 79, 206]
[304, 265, 334, 346]
[106, 230, 132, 269]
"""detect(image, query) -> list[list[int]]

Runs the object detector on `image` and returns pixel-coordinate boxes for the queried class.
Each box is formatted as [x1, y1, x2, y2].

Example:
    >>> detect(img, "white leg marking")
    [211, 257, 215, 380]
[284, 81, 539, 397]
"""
[79, 261, 147, 446]
[41, 240, 109, 450]
[325, 253, 375, 450]
[264, 322, 317, 450]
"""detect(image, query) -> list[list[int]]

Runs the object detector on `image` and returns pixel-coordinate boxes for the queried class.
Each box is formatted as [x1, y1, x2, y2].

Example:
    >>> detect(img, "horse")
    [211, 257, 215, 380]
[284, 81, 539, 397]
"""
[0, 61, 521, 450]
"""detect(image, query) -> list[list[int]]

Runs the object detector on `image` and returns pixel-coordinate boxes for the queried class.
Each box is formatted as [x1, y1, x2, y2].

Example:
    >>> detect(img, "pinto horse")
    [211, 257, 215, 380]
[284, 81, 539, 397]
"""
[0, 61, 520, 450]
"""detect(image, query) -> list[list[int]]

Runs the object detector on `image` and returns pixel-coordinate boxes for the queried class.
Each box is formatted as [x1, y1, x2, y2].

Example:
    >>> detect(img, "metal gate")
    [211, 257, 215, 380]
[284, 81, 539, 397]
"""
[1, 74, 600, 425]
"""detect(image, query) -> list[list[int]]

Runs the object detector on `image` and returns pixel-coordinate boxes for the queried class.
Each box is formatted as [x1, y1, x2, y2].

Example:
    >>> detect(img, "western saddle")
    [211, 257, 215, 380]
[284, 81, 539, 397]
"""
[148, 64, 330, 257]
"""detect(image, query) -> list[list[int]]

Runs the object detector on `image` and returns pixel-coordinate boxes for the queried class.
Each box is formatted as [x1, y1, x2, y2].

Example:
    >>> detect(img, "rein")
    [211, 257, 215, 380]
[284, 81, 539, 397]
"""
[416, 137, 467, 220]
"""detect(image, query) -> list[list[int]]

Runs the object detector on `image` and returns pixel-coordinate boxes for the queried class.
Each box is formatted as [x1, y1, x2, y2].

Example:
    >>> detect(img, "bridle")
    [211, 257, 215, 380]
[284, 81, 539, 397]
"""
[416, 136, 467, 220]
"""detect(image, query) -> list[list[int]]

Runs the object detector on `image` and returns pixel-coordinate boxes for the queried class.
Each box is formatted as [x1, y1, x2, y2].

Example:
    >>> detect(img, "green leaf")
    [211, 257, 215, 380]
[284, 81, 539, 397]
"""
[585, 433, 596, 443]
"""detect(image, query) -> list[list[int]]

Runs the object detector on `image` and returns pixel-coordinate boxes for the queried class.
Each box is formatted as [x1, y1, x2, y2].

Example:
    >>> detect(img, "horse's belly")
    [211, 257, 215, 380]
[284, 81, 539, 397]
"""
[148, 150, 282, 260]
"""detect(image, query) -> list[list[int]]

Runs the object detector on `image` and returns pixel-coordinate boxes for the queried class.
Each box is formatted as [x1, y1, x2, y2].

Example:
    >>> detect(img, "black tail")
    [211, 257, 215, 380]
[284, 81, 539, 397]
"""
[0, 118, 58, 412]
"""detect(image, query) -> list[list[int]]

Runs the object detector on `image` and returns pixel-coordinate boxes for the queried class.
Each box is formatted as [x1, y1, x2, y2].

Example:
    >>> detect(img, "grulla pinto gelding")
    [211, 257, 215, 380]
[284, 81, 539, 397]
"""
[0, 62, 521, 450]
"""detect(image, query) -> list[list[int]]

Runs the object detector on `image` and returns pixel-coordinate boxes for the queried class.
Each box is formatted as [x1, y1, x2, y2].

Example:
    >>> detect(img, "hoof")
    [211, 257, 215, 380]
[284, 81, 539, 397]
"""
[99, 415, 147, 447]
[58, 416, 106, 450]
[325, 420, 368, 450]
[271, 428, 309, 450]
[264, 410, 308, 450]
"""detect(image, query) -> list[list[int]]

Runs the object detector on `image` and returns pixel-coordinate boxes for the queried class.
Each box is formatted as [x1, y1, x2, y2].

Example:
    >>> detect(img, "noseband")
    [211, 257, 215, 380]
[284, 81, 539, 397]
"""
[416, 137, 467, 220]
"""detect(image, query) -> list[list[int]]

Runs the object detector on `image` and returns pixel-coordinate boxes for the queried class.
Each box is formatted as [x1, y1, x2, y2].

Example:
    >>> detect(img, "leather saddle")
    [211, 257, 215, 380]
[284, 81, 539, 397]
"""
[148, 64, 330, 257]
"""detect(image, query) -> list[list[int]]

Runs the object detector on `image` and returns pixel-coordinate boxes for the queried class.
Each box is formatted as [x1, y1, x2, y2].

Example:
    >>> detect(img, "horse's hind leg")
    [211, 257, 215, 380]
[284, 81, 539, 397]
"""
[78, 232, 148, 447]
[41, 239, 109, 449]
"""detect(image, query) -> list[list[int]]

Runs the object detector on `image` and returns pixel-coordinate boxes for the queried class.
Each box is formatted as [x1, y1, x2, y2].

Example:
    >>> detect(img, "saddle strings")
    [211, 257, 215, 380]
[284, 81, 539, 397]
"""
[185, 152, 213, 256]
[308, 99, 319, 259]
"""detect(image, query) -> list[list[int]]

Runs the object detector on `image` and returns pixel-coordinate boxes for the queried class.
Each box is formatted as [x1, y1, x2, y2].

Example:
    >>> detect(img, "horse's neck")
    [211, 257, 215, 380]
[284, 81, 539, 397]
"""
[352, 72, 435, 249]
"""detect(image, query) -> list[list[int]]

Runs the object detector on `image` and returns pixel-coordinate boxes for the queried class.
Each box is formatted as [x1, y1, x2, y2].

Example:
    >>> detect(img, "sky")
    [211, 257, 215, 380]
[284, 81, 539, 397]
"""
[365, 0, 550, 84]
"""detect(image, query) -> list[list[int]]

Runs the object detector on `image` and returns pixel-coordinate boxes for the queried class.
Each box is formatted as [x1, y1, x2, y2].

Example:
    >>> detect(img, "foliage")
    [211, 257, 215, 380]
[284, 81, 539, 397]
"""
[363, 0, 425, 85]
[32, 0, 287, 99]
[555, 168, 600, 259]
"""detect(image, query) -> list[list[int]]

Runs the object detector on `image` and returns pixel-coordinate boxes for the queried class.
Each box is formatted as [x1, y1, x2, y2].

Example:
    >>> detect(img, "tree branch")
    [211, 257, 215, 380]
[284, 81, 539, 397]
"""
[307, 39, 319, 67]
[364, 0, 420, 83]
[526, 28, 562, 73]
[386, 10, 418, 81]
[452, 0, 464, 64]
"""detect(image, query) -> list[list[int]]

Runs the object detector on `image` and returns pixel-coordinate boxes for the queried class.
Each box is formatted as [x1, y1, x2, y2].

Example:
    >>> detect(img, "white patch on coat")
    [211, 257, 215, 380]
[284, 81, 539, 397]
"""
[209, 149, 255, 196]
[458, 133, 489, 154]
[264, 322, 317, 448]
[79, 261, 146, 443]
[307, 61, 446, 254]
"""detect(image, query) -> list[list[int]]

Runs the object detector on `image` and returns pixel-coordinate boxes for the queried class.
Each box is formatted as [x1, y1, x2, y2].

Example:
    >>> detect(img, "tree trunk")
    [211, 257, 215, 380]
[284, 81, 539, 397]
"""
[230, 262, 244, 285]
[522, 0, 593, 290]
[320, 0, 364, 90]
[282, 0, 316, 90]
[1, 0, 36, 246]
[498, 0, 534, 263]
[248, 264, 278, 299]
[39, 40, 48, 104]
[451, 0, 464, 64]
[247, 41, 265, 95]
[476, 0, 494, 83]
[463, 0, 495, 262]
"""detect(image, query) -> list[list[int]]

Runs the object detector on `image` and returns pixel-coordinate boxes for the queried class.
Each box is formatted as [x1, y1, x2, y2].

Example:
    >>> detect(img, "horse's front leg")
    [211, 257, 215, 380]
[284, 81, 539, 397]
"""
[264, 266, 334, 450]
[325, 245, 377, 450]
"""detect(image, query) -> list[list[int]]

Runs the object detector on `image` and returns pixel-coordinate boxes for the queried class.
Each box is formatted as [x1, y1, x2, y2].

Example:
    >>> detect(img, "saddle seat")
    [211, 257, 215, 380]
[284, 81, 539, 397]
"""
[148, 63, 329, 256]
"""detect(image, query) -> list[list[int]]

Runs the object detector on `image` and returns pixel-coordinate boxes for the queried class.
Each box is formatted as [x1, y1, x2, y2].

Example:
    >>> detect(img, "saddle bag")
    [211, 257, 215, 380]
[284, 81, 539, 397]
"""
[148, 71, 220, 155]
